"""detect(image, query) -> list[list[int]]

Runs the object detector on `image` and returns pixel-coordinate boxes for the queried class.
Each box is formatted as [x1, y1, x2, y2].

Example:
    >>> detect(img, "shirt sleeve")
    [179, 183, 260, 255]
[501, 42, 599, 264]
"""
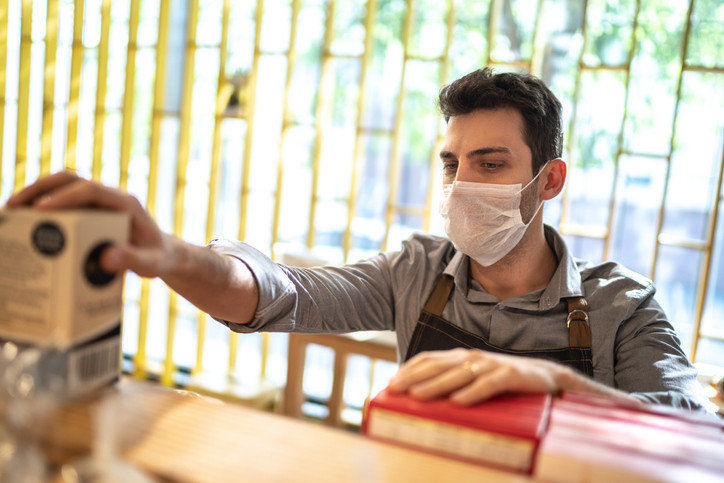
[613, 290, 714, 413]
[207, 238, 396, 334]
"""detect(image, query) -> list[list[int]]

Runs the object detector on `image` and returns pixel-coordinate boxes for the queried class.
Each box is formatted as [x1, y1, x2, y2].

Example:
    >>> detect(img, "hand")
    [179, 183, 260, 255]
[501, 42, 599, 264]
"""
[387, 348, 572, 405]
[5, 170, 175, 278]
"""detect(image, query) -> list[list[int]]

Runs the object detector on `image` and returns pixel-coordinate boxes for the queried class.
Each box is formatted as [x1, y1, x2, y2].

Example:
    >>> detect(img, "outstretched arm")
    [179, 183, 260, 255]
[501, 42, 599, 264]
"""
[5, 171, 259, 324]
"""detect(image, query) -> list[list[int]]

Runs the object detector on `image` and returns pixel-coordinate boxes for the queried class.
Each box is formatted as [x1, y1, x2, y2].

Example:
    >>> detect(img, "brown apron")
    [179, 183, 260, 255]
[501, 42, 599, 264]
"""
[404, 274, 594, 377]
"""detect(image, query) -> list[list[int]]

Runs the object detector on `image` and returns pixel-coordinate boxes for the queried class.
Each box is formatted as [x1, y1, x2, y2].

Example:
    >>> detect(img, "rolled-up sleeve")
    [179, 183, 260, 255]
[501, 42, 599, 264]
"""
[208, 239, 396, 334]
[613, 291, 713, 412]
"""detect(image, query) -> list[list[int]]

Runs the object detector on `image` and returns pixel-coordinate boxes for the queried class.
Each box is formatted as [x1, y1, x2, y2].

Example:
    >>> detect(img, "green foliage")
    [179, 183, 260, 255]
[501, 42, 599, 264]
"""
[686, 0, 724, 67]
[294, 0, 721, 175]
[403, 90, 437, 164]
[585, 0, 635, 66]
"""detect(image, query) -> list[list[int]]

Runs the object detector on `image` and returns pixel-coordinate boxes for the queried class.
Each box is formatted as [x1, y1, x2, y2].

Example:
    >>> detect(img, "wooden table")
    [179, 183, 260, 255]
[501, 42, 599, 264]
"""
[43, 378, 528, 482]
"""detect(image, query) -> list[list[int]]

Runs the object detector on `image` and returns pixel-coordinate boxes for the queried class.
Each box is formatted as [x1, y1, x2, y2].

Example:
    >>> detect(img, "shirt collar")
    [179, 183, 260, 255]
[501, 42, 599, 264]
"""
[442, 249, 471, 294]
[442, 225, 583, 310]
[538, 225, 583, 310]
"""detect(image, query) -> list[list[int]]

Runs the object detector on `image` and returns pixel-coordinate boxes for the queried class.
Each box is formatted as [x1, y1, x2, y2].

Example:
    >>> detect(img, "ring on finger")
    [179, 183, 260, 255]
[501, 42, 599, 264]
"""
[461, 360, 481, 378]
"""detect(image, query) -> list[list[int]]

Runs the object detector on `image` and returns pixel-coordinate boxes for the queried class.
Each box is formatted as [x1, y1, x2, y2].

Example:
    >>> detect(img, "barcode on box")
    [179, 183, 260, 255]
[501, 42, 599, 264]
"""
[68, 337, 120, 393]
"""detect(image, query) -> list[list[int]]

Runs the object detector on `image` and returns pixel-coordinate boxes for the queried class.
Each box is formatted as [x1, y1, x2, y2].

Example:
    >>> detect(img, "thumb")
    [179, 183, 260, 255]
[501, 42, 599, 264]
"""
[100, 244, 162, 278]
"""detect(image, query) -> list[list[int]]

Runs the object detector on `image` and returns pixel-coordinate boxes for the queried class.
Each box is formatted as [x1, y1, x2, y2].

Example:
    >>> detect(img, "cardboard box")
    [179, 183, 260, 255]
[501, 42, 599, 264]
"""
[0, 208, 129, 395]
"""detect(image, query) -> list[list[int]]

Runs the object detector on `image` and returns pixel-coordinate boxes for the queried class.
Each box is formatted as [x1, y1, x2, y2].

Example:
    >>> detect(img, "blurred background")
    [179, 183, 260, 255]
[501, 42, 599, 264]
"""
[0, 0, 722, 424]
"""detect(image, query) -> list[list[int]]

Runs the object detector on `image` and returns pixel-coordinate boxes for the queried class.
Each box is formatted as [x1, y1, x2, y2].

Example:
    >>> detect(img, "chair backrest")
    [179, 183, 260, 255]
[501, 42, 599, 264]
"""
[284, 332, 398, 427]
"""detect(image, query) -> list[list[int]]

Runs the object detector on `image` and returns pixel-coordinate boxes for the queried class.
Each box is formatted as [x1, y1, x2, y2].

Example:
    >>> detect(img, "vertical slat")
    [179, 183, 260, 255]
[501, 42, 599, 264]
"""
[135, 284, 152, 377]
[259, 333, 270, 380]
[529, 0, 546, 76]
[341, 0, 377, 263]
[270, 0, 301, 260]
[422, 0, 454, 233]
[381, 0, 413, 251]
[227, 332, 238, 375]
[283, 334, 307, 418]
[40, 0, 60, 176]
[145, 0, 170, 220]
[558, 0, 590, 228]
[194, 0, 231, 376]
[602, 0, 641, 260]
[14, 0, 33, 191]
[236, 0, 263, 243]
[227, 333, 239, 376]
[135, 0, 171, 378]
[650, 0, 695, 281]
[229, 0, 264, 375]
[326, 351, 348, 427]
[64, 0, 85, 172]
[690, 143, 724, 360]
[163, 0, 200, 387]
[484, 0, 500, 66]
[306, 0, 337, 249]
[0, 0, 7, 193]
[91, 0, 111, 181]
[367, 359, 376, 397]
[119, 0, 141, 190]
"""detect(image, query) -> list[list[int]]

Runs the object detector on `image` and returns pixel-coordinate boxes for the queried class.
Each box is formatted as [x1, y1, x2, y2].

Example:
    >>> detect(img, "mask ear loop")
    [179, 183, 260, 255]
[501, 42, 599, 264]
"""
[519, 161, 551, 224]
[517, 160, 551, 195]
[523, 193, 546, 225]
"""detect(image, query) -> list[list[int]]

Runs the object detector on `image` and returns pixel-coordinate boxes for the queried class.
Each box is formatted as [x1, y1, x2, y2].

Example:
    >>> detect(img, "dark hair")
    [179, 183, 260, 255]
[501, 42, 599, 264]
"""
[438, 68, 563, 174]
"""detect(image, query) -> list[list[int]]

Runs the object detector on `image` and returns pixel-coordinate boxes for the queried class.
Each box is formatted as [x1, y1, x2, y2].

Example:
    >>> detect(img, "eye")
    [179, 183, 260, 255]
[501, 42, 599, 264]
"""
[482, 162, 501, 170]
[443, 162, 458, 172]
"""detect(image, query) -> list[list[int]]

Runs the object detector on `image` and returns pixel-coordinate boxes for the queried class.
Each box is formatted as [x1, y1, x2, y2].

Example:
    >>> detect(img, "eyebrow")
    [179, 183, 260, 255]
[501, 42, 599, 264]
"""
[439, 146, 512, 160]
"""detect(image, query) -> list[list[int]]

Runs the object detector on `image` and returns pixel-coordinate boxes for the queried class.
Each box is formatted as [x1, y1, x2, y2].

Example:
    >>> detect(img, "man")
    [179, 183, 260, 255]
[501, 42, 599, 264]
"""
[5, 69, 710, 411]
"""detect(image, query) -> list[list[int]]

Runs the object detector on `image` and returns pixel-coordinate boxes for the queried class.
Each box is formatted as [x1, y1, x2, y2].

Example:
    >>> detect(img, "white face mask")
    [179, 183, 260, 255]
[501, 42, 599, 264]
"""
[439, 166, 547, 267]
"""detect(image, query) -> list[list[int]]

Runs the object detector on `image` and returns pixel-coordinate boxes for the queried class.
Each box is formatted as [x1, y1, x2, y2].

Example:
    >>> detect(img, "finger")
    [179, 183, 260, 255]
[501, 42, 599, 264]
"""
[5, 170, 80, 207]
[400, 350, 452, 372]
[99, 245, 127, 273]
[100, 244, 162, 278]
[390, 349, 472, 392]
[408, 359, 495, 400]
[399, 348, 473, 376]
[450, 366, 514, 406]
[34, 179, 140, 212]
[388, 357, 462, 393]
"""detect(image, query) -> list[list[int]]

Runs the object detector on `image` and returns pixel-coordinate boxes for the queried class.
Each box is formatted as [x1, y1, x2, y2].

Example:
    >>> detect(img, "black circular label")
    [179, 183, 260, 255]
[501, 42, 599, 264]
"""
[32, 222, 65, 256]
[84, 241, 116, 287]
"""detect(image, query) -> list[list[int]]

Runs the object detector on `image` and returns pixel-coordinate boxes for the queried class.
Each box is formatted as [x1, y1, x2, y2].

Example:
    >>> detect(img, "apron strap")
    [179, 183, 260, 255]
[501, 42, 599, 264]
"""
[422, 276, 591, 350]
[565, 296, 591, 348]
[422, 274, 455, 317]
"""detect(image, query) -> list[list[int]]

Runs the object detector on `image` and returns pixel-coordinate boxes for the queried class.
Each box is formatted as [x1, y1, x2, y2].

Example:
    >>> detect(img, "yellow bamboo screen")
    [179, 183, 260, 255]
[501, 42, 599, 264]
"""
[0, 0, 722, 397]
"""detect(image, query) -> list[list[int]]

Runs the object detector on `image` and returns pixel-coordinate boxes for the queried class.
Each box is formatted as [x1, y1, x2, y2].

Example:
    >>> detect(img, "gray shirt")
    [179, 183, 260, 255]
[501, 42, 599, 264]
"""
[209, 225, 711, 411]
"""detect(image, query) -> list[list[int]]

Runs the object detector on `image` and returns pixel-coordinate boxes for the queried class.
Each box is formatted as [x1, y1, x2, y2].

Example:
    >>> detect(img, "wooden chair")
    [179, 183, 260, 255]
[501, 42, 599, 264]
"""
[283, 331, 398, 427]
[275, 247, 398, 427]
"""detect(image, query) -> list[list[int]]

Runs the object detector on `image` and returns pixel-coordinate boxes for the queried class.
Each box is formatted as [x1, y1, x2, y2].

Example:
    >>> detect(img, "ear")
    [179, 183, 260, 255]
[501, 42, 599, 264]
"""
[540, 158, 566, 201]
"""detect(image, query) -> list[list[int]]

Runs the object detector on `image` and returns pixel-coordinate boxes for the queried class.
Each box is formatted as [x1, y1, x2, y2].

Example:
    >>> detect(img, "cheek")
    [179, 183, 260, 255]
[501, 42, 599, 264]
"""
[441, 168, 457, 183]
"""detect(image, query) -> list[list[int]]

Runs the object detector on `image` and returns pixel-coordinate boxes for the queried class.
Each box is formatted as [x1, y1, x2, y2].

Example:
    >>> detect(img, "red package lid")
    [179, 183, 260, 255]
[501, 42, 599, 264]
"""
[546, 404, 724, 470]
[559, 390, 724, 434]
[367, 389, 551, 440]
[537, 425, 724, 481]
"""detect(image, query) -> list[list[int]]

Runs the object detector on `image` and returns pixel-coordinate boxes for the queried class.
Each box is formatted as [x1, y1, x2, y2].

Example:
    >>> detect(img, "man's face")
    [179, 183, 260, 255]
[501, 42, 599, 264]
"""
[439, 107, 535, 186]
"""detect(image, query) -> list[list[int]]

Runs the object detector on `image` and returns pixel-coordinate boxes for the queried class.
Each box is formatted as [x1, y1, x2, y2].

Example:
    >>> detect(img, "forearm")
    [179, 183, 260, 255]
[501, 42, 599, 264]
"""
[201, 238, 397, 334]
[161, 235, 258, 324]
[555, 365, 643, 406]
